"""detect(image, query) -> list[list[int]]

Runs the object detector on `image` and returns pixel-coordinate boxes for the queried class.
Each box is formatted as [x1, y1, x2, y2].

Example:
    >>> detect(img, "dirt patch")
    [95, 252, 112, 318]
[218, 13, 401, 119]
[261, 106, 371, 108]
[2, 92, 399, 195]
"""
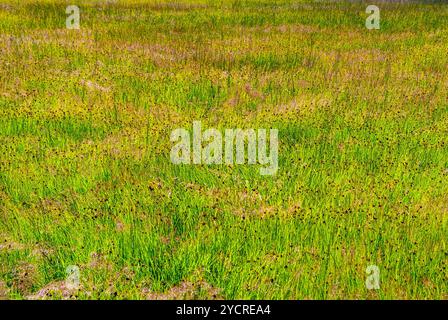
[88, 252, 113, 271]
[27, 281, 79, 300]
[0, 281, 9, 300]
[12, 262, 37, 296]
[79, 79, 111, 93]
[143, 281, 222, 300]
[0, 240, 25, 252]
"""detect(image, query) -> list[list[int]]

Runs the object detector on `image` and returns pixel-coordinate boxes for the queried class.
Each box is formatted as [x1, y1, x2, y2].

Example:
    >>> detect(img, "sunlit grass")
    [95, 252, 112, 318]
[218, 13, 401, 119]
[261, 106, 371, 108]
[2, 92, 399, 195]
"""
[0, 0, 447, 300]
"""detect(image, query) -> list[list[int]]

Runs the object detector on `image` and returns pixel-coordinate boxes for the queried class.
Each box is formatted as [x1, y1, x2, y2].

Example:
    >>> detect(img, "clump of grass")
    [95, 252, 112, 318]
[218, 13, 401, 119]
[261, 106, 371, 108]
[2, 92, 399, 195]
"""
[0, 0, 447, 300]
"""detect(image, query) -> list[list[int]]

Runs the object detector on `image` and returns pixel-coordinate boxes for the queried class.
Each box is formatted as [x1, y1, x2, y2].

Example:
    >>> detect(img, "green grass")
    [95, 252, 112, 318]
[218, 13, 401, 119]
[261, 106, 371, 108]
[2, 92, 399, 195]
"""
[0, 0, 447, 300]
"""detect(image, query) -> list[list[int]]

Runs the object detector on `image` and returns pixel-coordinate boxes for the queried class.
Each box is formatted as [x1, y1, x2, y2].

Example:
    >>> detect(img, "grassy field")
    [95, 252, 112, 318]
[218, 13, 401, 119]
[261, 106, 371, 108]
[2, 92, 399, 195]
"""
[0, 0, 447, 300]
